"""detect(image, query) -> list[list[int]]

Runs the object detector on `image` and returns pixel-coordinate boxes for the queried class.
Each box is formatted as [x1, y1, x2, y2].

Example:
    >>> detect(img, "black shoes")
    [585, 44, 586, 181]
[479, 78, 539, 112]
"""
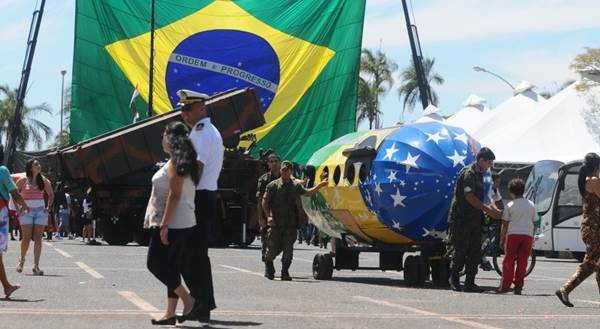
[555, 290, 574, 307]
[281, 270, 292, 281]
[463, 284, 484, 293]
[151, 316, 176, 325]
[480, 262, 493, 271]
[514, 286, 522, 295]
[177, 301, 212, 323]
[264, 261, 275, 280]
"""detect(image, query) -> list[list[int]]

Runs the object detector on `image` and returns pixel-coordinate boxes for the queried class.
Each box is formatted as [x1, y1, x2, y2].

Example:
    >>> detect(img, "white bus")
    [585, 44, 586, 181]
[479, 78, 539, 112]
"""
[527, 160, 586, 262]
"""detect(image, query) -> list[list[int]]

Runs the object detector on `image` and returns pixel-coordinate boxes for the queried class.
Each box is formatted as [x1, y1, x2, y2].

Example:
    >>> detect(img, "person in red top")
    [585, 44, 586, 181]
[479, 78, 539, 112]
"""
[0, 145, 30, 298]
[15, 159, 54, 276]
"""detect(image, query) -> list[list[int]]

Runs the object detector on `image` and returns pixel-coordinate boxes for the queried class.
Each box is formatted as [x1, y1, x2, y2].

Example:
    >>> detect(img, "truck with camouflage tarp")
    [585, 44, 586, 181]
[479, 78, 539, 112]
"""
[35, 88, 266, 246]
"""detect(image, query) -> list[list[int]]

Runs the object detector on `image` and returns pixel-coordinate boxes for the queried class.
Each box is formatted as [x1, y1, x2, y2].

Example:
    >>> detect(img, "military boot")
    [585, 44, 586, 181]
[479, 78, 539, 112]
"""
[280, 261, 292, 281]
[449, 273, 462, 292]
[264, 261, 275, 280]
[463, 275, 484, 293]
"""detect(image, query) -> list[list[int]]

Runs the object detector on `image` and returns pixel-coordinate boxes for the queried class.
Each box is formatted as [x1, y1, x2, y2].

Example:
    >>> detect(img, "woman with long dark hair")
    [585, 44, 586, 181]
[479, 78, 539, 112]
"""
[16, 159, 54, 275]
[556, 152, 600, 307]
[145, 121, 199, 325]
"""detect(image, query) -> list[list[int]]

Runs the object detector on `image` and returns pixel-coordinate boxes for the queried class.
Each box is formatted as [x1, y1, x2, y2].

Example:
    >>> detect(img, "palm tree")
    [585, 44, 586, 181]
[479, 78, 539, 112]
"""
[0, 85, 53, 150]
[397, 57, 444, 115]
[357, 48, 397, 129]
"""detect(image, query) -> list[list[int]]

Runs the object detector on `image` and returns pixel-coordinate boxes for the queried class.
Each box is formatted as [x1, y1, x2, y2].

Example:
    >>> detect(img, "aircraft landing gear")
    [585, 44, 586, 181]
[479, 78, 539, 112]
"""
[312, 253, 334, 280]
[404, 255, 427, 287]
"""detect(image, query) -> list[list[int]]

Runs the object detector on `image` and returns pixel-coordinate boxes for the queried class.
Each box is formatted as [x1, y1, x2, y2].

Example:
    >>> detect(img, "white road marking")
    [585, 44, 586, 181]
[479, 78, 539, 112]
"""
[220, 264, 264, 277]
[353, 296, 436, 315]
[117, 291, 160, 312]
[576, 299, 600, 305]
[53, 247, 73, 258]
[1, 307, 600, 320]
[75, 262, 104, 279]
[354, 296, 503, 329]
[117, 291, 162, 319]
[43, 242, 53, 247]
[441, 317, 503, 329]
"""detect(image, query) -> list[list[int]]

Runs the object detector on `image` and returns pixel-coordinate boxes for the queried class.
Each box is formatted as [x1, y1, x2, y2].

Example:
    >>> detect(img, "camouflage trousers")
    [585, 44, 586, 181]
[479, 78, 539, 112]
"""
[561, 228, 600, 294]
[265, 227, 297, 264]
[449, 224, 482, 278]
[260, 227, 268, 262]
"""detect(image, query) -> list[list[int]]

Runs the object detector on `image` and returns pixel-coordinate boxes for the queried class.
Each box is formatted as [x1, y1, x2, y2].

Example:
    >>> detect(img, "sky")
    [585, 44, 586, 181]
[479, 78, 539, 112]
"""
[0, 0, 599, 150]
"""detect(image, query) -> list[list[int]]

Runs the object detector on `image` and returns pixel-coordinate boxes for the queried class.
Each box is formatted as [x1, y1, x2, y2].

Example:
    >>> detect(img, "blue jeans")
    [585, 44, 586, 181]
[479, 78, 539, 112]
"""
[19, 206, 48, 226]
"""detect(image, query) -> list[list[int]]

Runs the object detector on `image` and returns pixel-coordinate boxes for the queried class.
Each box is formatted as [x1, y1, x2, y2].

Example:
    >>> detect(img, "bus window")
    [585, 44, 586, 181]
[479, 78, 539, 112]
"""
[554, 173, 582, 225]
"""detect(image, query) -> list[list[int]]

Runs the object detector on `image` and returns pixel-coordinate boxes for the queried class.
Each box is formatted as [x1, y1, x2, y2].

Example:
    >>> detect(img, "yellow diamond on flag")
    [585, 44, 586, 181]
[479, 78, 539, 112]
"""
[105, 1, 335, 141]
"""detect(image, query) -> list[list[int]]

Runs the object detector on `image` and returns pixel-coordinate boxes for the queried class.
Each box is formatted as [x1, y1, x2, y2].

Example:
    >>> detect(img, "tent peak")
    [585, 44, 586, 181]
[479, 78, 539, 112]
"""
[513, 81, 536, 95]
[463, 94, 486, 107]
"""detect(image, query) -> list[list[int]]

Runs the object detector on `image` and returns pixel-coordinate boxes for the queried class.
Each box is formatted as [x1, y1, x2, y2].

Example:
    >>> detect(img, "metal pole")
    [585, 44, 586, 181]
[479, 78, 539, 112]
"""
[473, 66, 515, 91]
[147, 0, 155, 118]
[401, 0, 429, 110]
[6, 0, 46, 169]
[60, 70, 66, 146]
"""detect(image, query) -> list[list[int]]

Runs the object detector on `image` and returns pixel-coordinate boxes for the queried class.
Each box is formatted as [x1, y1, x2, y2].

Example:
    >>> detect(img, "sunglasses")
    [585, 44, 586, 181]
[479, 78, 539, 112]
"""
[268, 160, 279, 163]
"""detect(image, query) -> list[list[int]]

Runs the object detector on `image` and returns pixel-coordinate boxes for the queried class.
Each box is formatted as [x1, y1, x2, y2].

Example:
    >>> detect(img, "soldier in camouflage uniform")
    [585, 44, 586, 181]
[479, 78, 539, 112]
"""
[448, 147, 502, 292]
[262, 161, 327, 280]
[556, 153, 600, 307]
[256, 153, 281, 262]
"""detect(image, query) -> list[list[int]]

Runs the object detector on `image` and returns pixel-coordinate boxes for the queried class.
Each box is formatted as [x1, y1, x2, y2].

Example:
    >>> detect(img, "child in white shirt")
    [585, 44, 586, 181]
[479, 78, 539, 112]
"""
[499, 178, 536, 294]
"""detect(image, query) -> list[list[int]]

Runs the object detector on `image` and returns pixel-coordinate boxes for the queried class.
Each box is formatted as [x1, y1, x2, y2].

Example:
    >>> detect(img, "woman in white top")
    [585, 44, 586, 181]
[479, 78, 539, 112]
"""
[145, 122, 198, 325]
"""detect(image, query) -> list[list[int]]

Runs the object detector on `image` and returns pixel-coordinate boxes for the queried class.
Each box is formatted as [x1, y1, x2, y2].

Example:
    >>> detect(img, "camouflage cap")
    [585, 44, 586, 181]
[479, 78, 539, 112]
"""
[280, 160, 293, 170]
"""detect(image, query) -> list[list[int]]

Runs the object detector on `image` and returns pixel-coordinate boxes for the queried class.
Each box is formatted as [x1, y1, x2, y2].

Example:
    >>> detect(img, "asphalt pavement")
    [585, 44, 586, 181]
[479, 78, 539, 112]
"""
[1, 237, 599, 329]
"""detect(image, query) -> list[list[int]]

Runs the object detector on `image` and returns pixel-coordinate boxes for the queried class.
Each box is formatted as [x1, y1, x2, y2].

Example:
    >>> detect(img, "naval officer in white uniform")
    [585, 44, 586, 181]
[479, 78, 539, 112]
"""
[177, 89, 223, 322]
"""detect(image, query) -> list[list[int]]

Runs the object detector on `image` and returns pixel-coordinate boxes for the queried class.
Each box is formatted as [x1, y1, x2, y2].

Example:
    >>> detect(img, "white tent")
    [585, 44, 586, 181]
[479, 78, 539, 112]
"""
[485, 78, 600, 163]
[445, 94, 490, 135]
[413, 104, 444, 123]
[472, 81, 545, 140]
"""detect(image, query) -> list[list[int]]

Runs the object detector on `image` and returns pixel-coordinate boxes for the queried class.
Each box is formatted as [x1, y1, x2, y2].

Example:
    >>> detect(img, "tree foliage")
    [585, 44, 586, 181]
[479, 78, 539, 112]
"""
[356, 48, 397, 129]
[0, 85, 52, 150]
[397, 57, 444, 116]
[570, 47, 600, 91]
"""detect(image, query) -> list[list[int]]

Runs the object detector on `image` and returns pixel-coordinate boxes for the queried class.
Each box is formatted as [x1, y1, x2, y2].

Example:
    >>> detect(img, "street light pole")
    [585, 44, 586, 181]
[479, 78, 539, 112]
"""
[473, 66, 515, 91]
[60, 69, 66, 146]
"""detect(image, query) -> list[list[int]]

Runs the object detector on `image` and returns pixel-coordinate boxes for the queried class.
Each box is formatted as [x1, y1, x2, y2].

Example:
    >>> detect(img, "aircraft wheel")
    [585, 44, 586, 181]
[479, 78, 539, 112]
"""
[430, 259, 450, 287]
[404, 256, 418, 286]
[414, 255, 427, 286]
[313, 253, 333, 280]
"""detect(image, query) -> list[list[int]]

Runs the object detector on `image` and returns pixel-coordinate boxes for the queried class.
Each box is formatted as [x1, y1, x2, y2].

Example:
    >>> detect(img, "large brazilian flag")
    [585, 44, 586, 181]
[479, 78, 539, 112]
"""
[71, 0, 366, 163]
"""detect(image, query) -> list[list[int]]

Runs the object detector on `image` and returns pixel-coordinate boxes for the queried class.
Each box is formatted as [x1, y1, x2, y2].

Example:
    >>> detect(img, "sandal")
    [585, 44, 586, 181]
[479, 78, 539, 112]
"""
[16, 258, 24, 273]
[32, 266, 44, 276]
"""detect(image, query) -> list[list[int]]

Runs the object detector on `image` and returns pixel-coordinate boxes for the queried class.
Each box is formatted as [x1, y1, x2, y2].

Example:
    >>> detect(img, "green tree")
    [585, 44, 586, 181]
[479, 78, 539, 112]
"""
[570, 47, 600, 91]
[357, 48, 397, 129]
[0, 85, 53, 150]
[397, 57, 444, 115]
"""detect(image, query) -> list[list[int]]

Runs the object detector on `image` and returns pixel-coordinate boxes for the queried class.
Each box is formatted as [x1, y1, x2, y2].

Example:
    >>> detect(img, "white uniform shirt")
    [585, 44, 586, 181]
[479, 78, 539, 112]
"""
[502, 197, 537, 237]
[188, 117, 224, 191]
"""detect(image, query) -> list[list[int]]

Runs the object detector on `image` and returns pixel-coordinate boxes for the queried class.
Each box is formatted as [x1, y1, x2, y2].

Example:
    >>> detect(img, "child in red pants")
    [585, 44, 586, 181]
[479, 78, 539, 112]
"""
[499, 178, 536, 294]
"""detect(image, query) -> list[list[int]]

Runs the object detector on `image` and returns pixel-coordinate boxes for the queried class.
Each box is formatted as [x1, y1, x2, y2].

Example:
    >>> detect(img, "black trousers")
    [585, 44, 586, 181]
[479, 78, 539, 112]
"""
[182, 190, 216, 310]
[147, 227, 193, 298]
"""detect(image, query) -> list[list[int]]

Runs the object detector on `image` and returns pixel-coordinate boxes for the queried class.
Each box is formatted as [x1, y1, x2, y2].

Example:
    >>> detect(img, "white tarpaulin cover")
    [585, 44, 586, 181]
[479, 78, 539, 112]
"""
[445, 94, 489, 135]
[483, 80, 600, 163]
[472, 81, 545, 140]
